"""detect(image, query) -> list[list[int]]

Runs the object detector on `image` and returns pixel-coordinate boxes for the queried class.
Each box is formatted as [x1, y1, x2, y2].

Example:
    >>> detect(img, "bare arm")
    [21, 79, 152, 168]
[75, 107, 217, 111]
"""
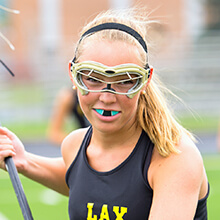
[148, 134, 207, 219]
[22, 153, 69, 195]
[0, 127, 69, 196]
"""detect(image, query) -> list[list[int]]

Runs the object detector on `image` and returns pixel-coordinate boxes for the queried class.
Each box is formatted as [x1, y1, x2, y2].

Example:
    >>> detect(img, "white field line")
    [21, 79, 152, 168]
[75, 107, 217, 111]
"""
[0, 212, 9, 220]
[39, 189, 63, 205]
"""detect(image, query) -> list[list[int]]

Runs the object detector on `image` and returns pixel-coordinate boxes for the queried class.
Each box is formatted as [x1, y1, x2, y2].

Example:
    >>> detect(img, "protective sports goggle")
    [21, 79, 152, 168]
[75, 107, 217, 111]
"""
[70, 61, 152, 98]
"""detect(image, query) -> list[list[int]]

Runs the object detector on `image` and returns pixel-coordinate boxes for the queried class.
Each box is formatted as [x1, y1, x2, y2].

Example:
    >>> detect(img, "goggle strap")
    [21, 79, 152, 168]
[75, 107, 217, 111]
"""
[73, 22, 148, 65]
[81, 23, 148, 53]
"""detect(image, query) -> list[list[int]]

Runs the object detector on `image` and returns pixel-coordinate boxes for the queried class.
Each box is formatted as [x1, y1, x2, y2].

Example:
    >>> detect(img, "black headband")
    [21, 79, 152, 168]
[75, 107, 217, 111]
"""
[73, 22, 149, 67]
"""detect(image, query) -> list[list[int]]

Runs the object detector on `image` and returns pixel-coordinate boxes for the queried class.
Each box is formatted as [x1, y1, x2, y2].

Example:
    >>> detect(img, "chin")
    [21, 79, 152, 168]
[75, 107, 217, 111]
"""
[94, 123, 122, 133]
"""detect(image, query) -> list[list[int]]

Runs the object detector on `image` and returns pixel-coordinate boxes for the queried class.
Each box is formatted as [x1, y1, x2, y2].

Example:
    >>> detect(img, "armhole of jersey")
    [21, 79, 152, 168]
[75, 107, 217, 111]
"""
[65, 126, 93, 187]
[143, 141, 154, 191]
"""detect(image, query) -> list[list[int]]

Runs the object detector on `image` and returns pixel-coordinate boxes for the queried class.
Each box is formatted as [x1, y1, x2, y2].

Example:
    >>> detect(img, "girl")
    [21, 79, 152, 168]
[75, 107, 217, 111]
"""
[0, 8, 209, 219]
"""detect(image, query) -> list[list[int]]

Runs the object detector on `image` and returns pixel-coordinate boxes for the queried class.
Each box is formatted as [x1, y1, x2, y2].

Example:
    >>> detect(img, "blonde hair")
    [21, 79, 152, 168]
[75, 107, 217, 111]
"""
[74, 8, 195, 157]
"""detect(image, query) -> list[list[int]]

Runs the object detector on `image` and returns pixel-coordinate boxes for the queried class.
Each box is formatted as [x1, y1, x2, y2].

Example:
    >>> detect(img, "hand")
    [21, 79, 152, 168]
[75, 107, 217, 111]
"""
[0, 127, 26, 172]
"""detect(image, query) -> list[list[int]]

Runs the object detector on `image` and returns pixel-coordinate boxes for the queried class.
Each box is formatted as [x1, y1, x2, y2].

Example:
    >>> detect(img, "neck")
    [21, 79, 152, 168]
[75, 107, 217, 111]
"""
[86, 123, 142, 172]
[91, 122, 142, 150]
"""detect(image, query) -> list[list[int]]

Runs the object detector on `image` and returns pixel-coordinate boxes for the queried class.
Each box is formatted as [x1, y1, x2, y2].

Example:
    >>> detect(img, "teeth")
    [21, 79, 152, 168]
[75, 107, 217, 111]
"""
[111, 111, 119, 116]
[95, 109, 104, 115]
[95, 109, 119, 116]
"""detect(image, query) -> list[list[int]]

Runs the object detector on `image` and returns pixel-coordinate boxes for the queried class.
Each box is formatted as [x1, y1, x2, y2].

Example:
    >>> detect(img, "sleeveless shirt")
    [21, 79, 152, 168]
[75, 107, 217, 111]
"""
[66, 127, 209, 220]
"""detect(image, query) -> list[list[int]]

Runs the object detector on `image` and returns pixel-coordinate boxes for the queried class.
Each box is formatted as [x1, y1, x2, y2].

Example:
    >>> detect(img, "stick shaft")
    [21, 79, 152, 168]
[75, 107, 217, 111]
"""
[5, 157, 34, 220]
[0, 60, 15, 76]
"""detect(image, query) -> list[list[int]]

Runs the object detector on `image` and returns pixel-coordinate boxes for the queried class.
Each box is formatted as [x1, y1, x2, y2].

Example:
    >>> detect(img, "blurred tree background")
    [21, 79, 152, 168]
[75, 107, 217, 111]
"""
[0, 0, 219, 144]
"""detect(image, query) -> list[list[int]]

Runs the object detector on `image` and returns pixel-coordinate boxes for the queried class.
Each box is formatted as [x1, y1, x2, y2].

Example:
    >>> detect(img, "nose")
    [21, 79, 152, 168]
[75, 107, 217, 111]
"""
[99, 91, 117, 104]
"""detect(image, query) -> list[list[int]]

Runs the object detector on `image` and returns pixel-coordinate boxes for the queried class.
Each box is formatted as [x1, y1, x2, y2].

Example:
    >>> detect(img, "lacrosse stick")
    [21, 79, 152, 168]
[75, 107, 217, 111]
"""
[1, 60, 34, 219]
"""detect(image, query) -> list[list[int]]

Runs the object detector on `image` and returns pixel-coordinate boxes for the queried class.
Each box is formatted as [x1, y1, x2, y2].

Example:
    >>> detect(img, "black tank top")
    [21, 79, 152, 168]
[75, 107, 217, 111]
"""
[66, 127, 209, 219]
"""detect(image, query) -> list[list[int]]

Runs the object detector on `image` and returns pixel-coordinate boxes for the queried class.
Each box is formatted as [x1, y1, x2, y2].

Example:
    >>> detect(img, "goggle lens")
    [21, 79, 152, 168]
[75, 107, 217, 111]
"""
[79, 69, 141, 93]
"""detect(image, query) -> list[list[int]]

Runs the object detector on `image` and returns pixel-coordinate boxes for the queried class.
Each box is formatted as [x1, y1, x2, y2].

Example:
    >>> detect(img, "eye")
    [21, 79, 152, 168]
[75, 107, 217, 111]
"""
[86, 77, 101, 83]
[119, 80, 134, 85]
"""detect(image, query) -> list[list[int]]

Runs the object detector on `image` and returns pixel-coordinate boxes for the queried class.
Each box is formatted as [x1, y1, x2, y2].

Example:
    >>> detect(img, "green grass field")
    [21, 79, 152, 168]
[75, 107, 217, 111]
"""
[0, 171, 69, 220]
[203, 154, 220, 220]
[0, 154, 219, 219]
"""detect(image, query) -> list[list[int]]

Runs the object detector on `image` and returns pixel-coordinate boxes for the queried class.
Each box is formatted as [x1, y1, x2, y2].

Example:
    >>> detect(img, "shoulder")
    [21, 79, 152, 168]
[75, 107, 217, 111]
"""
[147, 133, 208, 218]
[61, 127, 89, 169]
[149, 132, 204, 192]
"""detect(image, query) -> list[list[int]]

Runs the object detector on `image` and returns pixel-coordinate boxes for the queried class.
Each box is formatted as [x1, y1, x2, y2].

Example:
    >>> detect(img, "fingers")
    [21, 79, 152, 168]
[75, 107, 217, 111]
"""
[0, 132, 16, 170]
[0, 149, 16, 159]
[0, 127, 16, 140]
[0, 148, 16, 170]
[0, 140, 15, 152]
[0, 135, 12, 143]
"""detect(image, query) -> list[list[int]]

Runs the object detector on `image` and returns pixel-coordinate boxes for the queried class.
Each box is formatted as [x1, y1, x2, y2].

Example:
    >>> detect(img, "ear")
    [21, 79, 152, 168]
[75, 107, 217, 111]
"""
[146, 67, 153, 86]
[68, 60, 74, 83]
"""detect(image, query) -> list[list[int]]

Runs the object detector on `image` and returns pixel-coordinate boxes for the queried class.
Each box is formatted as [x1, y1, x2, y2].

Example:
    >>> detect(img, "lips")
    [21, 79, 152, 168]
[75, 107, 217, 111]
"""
[95, 109, 119, 116]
